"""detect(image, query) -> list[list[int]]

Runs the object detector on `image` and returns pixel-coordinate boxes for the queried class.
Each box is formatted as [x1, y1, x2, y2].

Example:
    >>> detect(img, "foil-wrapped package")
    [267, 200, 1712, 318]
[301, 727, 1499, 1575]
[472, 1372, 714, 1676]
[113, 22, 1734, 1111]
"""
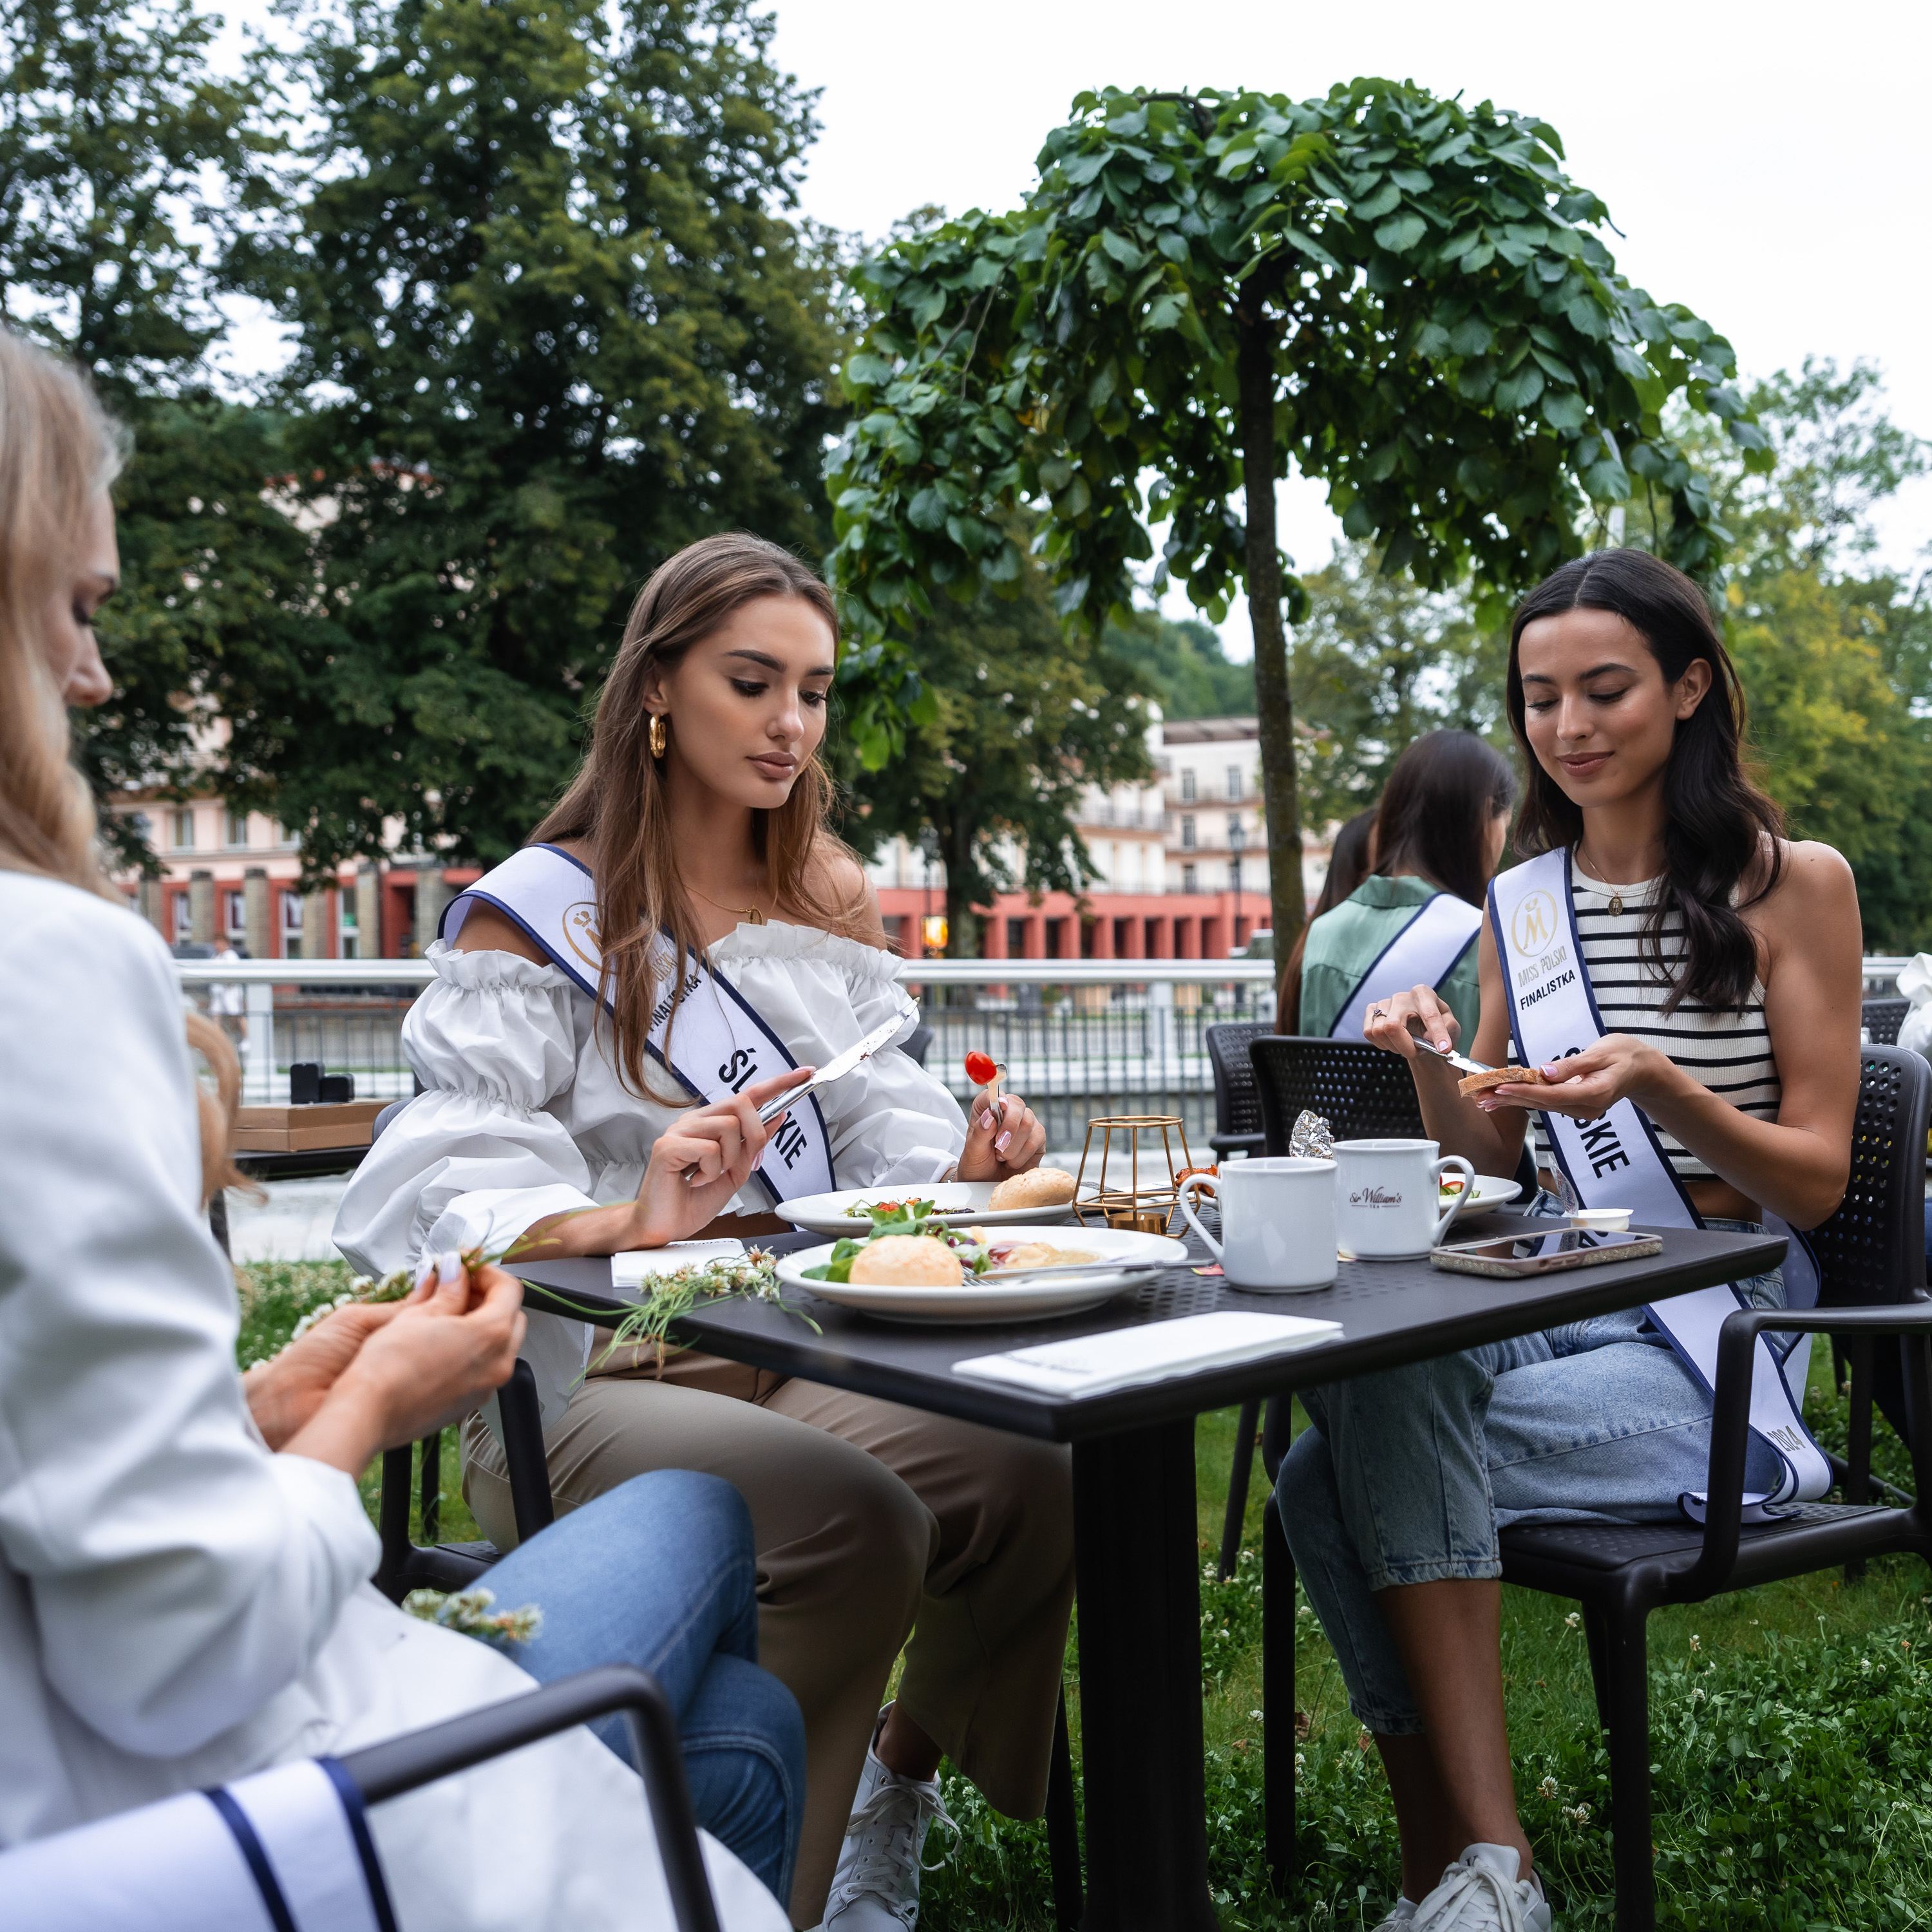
[1289, 1109, 1334, 1160]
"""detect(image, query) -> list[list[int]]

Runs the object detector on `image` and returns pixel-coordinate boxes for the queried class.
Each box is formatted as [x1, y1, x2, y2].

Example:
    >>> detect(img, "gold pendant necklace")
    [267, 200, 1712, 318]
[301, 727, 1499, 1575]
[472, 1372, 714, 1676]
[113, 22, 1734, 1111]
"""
[1578, 845, 1624, 916]
[690, 884, 768, 926]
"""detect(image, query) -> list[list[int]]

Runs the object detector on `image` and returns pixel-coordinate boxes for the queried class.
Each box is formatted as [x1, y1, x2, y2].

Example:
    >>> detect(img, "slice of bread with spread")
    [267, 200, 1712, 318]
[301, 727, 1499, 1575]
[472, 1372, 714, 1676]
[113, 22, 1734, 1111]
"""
[1457, 1065, 1548, 1099]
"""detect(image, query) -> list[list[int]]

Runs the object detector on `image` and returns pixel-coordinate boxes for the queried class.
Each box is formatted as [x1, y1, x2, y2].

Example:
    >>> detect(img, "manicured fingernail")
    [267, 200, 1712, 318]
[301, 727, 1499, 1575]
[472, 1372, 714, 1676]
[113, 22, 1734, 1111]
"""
[1476, 1097, 1497, 1112]
[437, 1250, 464, 1286]
[414, 1256, 438, 1293]
[996, 1132, 1012, 1153]
[980, 1109, 996, 1130]
[1434, 1038, 1451, 1051]
[1541, 1065, 1562, 1079]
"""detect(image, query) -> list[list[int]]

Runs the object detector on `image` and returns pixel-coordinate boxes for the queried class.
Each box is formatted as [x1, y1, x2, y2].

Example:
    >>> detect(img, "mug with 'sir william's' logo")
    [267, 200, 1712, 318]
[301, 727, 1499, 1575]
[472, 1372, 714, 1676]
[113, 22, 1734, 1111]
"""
[1333, 1139, 1474, 1260]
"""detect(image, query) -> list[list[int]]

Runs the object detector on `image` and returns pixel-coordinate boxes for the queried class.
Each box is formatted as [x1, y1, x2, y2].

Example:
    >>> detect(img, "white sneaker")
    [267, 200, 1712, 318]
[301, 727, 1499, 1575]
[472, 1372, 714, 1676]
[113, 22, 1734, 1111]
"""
[1412, 1844, 1551, 1931]
[819, 1709, 960, 1931]
[1372, 1899, 1419, 1929]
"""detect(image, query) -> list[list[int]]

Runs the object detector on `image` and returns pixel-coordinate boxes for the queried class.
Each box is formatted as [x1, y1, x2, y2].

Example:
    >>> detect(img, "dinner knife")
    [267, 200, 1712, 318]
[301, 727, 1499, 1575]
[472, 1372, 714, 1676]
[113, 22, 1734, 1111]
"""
[756, 1003, 920, 1125]
[1412, 1037, 1498, 1081]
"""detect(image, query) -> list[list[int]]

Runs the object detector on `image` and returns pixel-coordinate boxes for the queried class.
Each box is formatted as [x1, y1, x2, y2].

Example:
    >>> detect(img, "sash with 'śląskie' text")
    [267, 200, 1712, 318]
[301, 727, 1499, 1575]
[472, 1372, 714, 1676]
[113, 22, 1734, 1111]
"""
[1331, 891, 1484, 1041]
[442, 843, 839, 1203]
[1487, 846, 1828, 1522]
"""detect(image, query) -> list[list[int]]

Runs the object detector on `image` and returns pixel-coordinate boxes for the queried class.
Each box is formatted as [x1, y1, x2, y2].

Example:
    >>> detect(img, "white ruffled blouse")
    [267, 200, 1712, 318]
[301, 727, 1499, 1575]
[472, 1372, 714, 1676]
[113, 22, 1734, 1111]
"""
[333, 922, 965, 1412]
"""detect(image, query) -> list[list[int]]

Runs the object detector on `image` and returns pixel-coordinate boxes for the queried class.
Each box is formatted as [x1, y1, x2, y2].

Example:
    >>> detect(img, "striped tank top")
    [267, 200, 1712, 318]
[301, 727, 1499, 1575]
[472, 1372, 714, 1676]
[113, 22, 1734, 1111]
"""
[1531, 861, 1781, 1182]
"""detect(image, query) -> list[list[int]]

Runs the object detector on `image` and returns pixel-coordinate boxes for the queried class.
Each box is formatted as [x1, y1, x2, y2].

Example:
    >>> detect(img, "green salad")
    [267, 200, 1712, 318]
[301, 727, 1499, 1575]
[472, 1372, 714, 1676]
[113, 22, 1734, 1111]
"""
[804, 1199, 992, 1283]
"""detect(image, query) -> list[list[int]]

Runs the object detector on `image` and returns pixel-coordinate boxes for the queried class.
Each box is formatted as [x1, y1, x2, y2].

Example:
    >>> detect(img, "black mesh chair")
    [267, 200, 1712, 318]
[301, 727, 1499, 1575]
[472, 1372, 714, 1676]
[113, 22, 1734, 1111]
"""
[1249, 1034, 1428, 1150]
[1864, 996, 1910, 1045]
[1498, 1044, 1932, 1931]
[1206, 1021, 1271, 1161]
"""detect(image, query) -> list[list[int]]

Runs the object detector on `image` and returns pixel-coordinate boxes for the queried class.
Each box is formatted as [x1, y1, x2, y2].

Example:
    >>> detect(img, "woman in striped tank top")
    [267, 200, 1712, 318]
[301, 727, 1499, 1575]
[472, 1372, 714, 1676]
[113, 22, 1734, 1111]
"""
[1276, 551, 1861, 1932]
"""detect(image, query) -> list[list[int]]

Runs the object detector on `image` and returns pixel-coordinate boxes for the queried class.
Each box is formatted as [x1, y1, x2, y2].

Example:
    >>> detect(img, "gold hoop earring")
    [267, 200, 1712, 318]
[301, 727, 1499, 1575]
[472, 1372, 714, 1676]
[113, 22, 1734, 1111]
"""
[649, 712, 667, 759]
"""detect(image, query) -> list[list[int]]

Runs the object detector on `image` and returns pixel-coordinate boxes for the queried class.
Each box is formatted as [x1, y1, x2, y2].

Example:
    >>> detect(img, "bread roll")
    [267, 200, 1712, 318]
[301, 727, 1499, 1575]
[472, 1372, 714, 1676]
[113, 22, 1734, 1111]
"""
[848, 1235, 965, 1287]
[987, 1166, 1078, 1211]
[1457, 1065, 1546, 1099]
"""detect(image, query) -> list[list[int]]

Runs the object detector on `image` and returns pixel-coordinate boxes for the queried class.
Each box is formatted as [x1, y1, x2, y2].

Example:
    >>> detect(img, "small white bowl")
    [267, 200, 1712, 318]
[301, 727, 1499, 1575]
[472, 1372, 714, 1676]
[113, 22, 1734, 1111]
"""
[1567, 1208, 1633, 1232]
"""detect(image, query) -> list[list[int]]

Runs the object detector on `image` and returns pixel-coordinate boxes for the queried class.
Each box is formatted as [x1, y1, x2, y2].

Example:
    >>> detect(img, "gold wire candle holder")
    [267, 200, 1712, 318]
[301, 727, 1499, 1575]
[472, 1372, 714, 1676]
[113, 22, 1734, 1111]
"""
[1072, 1113, 1198, 1233]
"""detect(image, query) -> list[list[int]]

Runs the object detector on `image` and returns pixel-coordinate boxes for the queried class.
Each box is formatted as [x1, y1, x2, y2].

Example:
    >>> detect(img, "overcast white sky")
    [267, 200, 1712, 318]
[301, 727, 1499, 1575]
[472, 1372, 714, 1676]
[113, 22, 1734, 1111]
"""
[762, 0, 1932, 650]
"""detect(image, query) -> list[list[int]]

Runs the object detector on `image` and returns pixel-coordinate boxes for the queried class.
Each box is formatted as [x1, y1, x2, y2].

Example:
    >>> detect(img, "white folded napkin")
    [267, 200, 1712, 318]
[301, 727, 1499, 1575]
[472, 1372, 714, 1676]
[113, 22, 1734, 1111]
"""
[611, 1239, 746, 1289]
[952, 1310, 1341, 1398]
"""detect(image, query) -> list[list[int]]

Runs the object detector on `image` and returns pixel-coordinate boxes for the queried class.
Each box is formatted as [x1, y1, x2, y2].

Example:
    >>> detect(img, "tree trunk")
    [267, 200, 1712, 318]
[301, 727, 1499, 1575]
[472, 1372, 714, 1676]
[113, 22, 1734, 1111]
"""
[1235, 299, 1307, 955]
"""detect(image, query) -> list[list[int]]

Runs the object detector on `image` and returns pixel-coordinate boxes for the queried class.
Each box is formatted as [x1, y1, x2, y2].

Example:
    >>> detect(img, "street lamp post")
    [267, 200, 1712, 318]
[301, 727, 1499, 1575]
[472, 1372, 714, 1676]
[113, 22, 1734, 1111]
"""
[1229, 820, 1245, 952]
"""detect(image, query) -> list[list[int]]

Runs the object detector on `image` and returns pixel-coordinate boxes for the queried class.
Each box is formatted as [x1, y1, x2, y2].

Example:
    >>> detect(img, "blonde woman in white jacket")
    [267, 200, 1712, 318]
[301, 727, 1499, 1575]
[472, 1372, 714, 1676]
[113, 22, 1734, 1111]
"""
[0, 330, 799, 1930]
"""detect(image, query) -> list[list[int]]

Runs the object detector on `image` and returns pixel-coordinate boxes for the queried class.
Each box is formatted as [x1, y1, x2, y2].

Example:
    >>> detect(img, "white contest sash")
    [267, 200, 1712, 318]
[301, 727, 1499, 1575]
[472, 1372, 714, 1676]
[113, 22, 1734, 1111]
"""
[1488, 846, 1828, 1520]
[0, 1758, 395, 1932]
[1332, 891, 1484, 1040]
[444, 844, 838, 1203]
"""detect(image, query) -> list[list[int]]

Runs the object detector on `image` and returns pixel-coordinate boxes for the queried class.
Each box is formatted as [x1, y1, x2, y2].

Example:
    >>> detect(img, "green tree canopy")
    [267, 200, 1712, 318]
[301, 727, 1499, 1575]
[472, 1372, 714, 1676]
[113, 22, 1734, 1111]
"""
[1290, 541, 1510, 828]
[0, 0, 308, 869]
[238, 0, 848, 873]
[825, 79, 1763, 949]
[1108, 611, 1255, 719]
[844, 552, 1155, 955]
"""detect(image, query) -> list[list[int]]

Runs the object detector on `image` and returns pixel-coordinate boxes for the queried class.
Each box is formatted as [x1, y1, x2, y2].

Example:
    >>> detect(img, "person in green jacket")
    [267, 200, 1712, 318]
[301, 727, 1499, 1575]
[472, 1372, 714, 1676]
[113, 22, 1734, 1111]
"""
[1295, 731, 1517, 1042]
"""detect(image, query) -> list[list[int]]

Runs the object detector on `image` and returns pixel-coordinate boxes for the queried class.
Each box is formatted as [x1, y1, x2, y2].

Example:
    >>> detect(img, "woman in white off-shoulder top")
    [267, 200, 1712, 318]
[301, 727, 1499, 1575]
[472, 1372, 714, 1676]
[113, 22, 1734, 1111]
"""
[335, 534, 1074, 1932]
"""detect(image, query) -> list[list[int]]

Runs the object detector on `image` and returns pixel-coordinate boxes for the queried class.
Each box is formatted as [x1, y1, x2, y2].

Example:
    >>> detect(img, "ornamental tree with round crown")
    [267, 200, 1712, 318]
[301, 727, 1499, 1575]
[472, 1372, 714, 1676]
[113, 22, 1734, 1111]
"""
[827, 79, 1766, 949]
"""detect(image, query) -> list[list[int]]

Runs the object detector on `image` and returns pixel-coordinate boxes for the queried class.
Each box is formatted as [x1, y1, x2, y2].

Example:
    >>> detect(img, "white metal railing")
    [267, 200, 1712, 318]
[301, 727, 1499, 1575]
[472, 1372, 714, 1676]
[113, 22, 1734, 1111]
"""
[175, 956, 1281, 1118]
[174, 954, 1918, 1115]
[172, 954, 1915, 992]
[171, 956, 1280, 987]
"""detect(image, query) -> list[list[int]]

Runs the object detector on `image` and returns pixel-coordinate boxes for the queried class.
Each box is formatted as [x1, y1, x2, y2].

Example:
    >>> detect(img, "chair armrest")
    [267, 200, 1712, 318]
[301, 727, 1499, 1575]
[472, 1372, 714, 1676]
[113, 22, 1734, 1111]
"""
[337, 1664, 719, 1932]
[1685, 1299, 1932, 1591]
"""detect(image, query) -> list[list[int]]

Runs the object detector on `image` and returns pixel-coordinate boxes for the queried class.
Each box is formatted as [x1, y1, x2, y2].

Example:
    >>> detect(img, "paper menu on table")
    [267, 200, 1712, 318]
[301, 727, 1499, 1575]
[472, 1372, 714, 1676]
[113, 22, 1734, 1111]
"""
[610, 1239, 745, 1291]
[952, 1311, 1341, 1398]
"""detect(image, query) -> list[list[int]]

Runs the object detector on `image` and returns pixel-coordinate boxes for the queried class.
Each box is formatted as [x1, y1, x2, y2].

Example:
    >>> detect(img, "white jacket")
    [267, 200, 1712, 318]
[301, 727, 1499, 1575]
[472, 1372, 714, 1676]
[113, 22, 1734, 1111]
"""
[0, 873, 781, 1932]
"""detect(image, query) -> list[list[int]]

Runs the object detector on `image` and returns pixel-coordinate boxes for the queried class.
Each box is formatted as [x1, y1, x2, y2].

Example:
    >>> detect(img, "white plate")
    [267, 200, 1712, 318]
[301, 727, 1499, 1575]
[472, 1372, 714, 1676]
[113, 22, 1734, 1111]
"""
[1441, 1173, 1522, 1226]
[777, 1227, 1189, 1325]
[774, 1179, 1094, 1238]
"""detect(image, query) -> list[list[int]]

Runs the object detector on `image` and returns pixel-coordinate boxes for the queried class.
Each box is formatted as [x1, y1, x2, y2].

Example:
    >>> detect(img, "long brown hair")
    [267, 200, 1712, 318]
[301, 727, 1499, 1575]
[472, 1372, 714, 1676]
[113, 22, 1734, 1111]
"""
[1372, 728, 1517, 907]
[532, 533, 872, 1096]
[0, 330, 245, 1206]
[1507, 549, 1783, 1014]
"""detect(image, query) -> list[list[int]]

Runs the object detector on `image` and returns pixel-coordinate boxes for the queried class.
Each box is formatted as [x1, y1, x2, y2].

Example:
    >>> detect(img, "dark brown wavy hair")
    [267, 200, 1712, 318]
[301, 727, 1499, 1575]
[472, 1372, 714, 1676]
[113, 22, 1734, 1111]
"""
[1506, 548, 1783, 1016]
[531, 533, 871, 1097]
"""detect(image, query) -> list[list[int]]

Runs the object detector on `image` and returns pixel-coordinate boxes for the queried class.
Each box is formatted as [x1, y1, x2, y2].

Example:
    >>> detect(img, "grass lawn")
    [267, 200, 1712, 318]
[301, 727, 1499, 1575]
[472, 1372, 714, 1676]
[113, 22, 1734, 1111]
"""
[241, 1263, 1932, 1930]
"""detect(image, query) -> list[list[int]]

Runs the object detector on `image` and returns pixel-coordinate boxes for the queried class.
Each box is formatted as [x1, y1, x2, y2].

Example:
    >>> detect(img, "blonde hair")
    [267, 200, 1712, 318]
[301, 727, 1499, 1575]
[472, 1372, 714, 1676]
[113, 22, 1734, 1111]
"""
[531, 532, 872, 1097]
[0, 332, 122, 889]
[0, 330, 243, 1206]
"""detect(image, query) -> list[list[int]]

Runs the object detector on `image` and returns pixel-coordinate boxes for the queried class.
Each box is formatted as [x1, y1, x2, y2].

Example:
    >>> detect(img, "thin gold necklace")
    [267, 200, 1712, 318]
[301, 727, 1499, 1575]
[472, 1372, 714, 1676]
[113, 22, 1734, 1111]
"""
[688, 883, 768, 926]
[1575, 844, 1651, 919]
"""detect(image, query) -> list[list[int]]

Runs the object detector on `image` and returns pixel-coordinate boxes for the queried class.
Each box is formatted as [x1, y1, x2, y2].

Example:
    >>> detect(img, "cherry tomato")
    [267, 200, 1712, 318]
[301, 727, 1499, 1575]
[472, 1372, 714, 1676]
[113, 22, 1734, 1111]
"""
[963, 1050, 998, 1086]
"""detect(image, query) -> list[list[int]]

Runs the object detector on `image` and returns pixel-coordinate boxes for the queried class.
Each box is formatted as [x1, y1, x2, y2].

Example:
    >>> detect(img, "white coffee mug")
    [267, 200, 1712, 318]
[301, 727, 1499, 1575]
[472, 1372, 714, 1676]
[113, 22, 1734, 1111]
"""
[1332, 1138, 1475, 1259]
[1177, 1157, 1338, 1292]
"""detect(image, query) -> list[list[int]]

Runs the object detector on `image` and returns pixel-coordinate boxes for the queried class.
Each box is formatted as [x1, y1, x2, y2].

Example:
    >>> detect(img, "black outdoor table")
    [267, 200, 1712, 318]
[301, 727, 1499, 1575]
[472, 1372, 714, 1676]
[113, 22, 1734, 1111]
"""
[510, 1211, 1784, 1932]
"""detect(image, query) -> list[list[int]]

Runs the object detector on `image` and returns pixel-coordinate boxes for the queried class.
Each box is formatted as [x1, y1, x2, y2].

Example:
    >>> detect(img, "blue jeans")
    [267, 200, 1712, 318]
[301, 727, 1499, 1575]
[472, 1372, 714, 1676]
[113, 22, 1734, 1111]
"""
[1274, 1208, 1787, 1734]
[485, 1468, 806, 1904]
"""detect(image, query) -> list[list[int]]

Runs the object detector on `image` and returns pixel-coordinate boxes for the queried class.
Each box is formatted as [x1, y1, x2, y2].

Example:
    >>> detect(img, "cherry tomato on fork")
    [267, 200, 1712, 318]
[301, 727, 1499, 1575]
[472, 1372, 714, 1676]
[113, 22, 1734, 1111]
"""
[963, 1050, 999, 1087]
